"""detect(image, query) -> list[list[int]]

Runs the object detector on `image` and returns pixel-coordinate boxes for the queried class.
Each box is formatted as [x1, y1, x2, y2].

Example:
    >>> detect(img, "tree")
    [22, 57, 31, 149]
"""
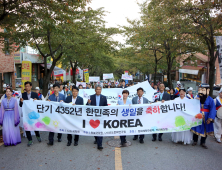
[150, 0, 222, 96]
[15, 0, 91, 96]
[59, 7, 119, 83]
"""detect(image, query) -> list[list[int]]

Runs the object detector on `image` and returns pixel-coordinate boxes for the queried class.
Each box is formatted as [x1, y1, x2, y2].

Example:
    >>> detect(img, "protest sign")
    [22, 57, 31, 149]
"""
[103, 73, 114, 80]
[89, 76, 100, 82]
[23, 99, 201, 136]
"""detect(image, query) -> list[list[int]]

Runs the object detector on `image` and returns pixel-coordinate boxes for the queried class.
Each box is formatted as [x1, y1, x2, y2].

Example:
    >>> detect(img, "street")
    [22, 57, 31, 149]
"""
[1, 132, 222, 170]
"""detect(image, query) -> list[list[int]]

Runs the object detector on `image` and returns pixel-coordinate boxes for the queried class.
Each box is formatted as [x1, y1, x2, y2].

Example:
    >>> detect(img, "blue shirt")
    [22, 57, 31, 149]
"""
[118, 98, 132, 105]
[96, 95, 100, 106]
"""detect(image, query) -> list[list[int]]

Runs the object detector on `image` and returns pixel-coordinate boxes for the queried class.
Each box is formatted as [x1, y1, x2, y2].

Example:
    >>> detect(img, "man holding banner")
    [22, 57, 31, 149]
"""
[132, 87, 150, 143]
[20, 82, 42, 147]
[87, 84, 108, 150]
[47, 84, 66, 146]
[65, 86, 84, 146]
[152, 83, 171, 142]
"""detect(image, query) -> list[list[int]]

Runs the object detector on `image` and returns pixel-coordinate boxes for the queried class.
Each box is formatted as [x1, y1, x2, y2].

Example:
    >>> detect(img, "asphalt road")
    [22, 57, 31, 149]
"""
[0, 132, 222, 170]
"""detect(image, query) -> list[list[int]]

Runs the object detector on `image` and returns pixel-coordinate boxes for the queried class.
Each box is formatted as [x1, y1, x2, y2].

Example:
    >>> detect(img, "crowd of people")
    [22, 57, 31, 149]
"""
[0, 80, 221, 151]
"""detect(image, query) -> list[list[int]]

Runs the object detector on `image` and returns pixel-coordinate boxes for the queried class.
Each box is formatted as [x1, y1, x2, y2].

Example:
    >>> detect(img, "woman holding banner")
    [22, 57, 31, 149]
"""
[171, 88, 193, 145]
[117, 90, 132, 147]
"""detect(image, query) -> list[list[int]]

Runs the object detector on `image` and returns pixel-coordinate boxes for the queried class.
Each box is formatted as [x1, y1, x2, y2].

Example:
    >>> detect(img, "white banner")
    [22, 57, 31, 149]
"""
[216, 36, 222, 80]
[89, 76, 100, 82]
[76, 82, 86, 88]
[103, 73, 114, 80]
[22, 99, 202, 136]
[79, 81, 155, 106]
[121, 74, 133, 80]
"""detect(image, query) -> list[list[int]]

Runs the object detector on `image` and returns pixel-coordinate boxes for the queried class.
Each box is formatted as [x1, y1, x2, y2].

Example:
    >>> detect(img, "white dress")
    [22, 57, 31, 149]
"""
[171, 97, 193, 144]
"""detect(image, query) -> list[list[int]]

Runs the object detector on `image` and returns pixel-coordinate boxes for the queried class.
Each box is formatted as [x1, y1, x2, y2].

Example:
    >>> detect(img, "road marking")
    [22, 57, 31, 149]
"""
[115, 147, 123, 170]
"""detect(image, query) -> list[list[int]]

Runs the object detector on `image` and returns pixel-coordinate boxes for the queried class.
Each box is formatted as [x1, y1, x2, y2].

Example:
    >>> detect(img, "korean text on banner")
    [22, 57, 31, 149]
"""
[23, 99, 202, 136]
[21, 60, 32, 93]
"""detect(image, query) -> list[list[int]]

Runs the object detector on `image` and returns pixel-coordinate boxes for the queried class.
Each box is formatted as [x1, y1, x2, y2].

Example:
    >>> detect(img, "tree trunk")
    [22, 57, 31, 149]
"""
[70, 60, 77, 85]
[208, 48, 217, 97]
[43, 56, 48, 96]
[167, 67, 172, 89]
[42, 59, 58, 96]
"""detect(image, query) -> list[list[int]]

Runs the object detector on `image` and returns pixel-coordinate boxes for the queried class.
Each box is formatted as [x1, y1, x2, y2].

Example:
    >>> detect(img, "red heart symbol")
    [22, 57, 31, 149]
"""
[89, 119, 100, 129]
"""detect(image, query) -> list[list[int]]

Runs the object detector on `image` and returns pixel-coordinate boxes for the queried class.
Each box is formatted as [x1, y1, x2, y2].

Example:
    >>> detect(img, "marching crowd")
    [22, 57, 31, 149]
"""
[0, 80, 221, 151]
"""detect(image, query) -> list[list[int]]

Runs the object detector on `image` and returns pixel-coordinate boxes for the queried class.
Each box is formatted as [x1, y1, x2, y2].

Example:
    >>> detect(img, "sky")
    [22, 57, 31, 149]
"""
[89, 0, 146, 44]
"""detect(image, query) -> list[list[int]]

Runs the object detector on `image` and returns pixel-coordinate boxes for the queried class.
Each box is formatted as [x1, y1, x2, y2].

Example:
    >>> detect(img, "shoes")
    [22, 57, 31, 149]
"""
[94, 140, 97, 144]
[216, 138, 221, 143]
[97, 146, 103, 150]
[201, 144, 208, 149]
[121, 143, 127, 147]
[139, 139, 144, 144]
[158, 137, 162, 141]
[67, 141, 71, 146]
[36, 137, 42, 142]
[74, 141, 78, 146]
[58, 138, 62, 142]
[152, 138, 156, 141]
[47, 141, 54, 146]
[27, 141, 33, 147]
[192, 142, 197, 146]
[133, 136, 138, 140]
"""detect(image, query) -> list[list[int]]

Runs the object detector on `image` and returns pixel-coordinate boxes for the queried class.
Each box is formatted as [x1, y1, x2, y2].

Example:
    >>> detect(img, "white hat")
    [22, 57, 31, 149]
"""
[65, 85, 67, 87]
[35, 87, 40, 90]
[165, 87, 170, 90]
[219, 88, 222, 94]
[50, 84, 53, 87]
[3, 84, 7, 88]
[188, 87, 193, 92]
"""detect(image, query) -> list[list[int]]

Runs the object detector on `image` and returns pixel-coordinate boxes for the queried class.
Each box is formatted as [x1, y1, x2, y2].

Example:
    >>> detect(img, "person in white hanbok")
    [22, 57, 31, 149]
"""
[171, 88, 193, 145]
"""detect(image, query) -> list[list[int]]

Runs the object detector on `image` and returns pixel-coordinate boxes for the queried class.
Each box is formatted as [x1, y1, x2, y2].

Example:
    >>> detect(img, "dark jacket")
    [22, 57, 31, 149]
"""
[86, 94, 108, 106]
[20, 91, 39, 107]
[155, 91, 171, 102]
[170, 94, 176, 100]
[65, 96, 84, 105]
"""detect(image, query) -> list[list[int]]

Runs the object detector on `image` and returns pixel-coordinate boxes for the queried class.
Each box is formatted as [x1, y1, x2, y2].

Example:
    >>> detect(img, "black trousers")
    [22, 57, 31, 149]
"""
[193, 134, 207, 144]
[94, 136, 103, 147]
[134, 135, 144, 140]
[26, 131, 40, 141]
[152, 133, 163, 139]
[48, 132, 62, 142]
[67, 134, 79, 142]
[120, 136, 126, 144]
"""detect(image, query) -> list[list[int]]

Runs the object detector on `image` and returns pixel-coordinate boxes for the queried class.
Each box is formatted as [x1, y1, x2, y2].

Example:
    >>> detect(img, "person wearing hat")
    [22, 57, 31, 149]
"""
[65, 86, 84, 146]
[64, 85, 69, 95]
[165, 87, 170, 94]
[191, 84, 216, 149]
[186, 87, 194, 99]
[132, 87, 150, 143]
[47, 84, 66, 146]
[48, 84, 54, 96]
[35, 87, 45, 100]
[174, 81, 181, 98]
[213, 88, 222, 143]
